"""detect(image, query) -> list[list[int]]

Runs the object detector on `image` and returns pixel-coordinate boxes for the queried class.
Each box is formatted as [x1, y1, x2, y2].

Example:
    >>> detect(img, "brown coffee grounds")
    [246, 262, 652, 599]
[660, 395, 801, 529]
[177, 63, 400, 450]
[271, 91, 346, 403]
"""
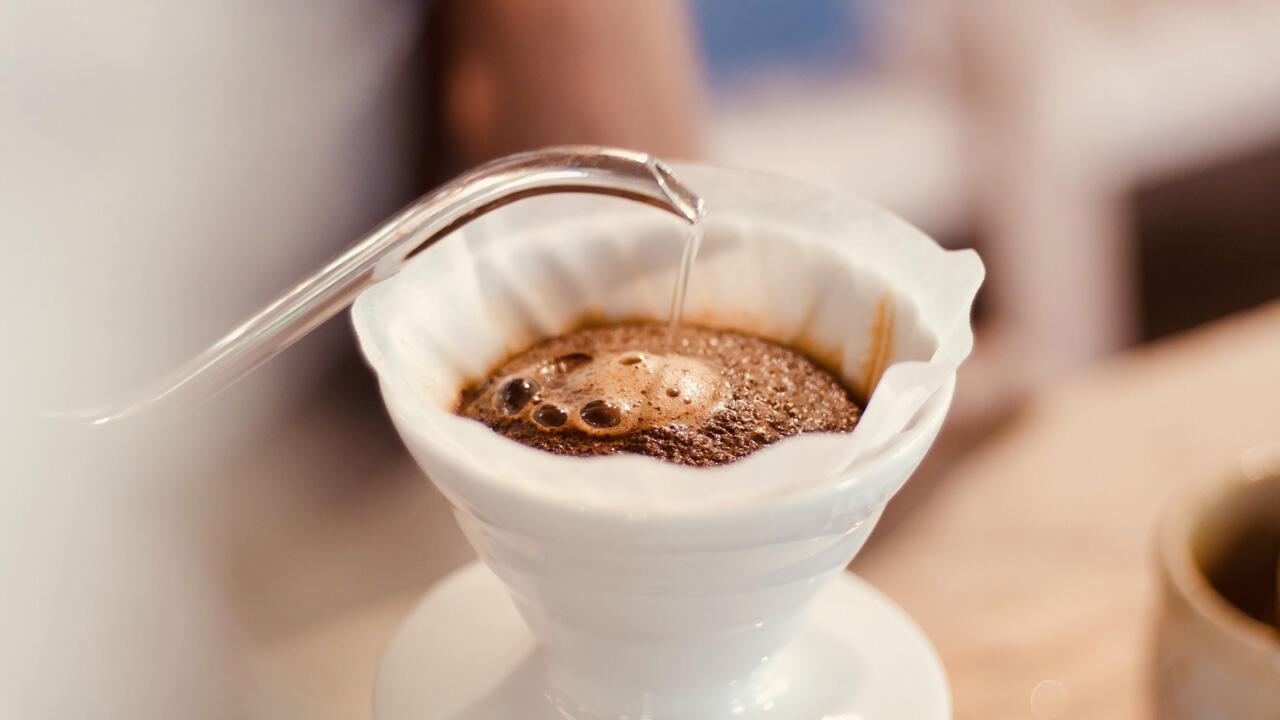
[456, 323, 862, 467]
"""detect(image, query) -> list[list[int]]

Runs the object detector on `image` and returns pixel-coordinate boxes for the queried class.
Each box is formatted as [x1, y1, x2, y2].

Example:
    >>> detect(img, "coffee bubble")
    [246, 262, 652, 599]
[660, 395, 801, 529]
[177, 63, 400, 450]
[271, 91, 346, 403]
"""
[495, 377, 539, 416]
[548, 353, 592, 375]
[580, 399, 623, 428]
[532, 403, 568, 428]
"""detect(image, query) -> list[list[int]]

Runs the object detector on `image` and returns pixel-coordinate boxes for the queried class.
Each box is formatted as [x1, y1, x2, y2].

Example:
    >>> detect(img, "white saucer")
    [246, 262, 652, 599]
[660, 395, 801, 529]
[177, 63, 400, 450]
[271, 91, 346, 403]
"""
[374, 562, 950, 720]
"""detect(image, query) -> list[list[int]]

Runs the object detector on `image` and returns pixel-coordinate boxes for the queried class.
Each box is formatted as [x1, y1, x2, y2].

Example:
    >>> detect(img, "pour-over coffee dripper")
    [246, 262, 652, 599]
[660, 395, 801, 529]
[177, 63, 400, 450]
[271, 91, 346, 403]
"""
[354, 158, 982, 719]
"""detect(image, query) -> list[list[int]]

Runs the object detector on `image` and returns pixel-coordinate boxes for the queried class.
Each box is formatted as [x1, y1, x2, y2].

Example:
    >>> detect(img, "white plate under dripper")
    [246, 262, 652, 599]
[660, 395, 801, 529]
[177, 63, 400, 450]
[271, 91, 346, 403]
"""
[374, 562, 950, 720]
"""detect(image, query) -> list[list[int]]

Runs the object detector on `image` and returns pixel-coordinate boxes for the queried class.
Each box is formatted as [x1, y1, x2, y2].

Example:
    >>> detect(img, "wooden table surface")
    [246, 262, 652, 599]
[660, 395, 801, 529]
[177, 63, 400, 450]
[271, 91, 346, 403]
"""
[242, 301, 1280, 720]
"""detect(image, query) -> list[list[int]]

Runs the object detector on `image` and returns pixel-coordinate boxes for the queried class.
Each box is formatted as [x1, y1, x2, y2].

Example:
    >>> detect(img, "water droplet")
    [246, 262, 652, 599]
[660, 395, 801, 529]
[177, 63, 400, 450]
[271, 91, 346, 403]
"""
[580, 399, 622, 428]
[619, 353, 644, 366]
[666, 387, 680, 397]
[494, 377, 538, 415]
[531, 403, 567, 428]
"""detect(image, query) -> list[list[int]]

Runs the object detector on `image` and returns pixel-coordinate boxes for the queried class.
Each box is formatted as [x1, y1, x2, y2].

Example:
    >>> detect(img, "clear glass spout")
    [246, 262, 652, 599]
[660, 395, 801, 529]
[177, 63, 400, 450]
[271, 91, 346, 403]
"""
[69, 146, 703, 426]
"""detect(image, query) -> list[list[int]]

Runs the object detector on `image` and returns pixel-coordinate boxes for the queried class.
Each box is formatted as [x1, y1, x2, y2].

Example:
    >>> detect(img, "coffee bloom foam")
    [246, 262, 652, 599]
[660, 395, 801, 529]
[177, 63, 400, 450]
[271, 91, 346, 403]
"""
[490, 350, 726, 436]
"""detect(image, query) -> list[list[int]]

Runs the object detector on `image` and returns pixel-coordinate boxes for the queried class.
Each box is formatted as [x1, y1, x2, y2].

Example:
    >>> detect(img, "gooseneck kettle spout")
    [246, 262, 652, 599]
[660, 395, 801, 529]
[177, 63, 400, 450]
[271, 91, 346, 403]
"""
[71, 147, 704, 426]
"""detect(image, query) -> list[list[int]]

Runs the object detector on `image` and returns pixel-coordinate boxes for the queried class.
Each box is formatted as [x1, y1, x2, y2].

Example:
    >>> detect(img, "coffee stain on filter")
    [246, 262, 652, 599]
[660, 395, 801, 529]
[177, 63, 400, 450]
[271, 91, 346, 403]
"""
[859, 293, 895, 399]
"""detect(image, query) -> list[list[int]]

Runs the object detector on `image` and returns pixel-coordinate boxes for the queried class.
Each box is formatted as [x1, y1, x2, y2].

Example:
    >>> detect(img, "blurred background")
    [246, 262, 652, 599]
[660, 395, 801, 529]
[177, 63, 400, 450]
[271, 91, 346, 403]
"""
[3, 1, 1279, 718]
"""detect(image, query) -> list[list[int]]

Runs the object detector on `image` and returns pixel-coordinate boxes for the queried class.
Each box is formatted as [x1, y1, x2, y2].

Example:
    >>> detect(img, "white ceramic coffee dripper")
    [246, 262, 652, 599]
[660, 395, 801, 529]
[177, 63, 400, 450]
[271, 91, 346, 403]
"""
[353, 161, 982, 719]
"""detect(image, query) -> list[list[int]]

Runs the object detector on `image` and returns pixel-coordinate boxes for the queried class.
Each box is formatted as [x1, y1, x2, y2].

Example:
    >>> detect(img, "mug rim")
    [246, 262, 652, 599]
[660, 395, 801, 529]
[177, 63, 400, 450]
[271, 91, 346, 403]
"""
[1157, 472, 1280, 662]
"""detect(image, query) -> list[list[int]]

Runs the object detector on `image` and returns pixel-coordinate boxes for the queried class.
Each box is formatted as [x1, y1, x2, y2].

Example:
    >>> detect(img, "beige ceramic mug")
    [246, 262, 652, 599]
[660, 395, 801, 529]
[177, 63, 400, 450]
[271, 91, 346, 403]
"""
[1155, 448, 1280, 718]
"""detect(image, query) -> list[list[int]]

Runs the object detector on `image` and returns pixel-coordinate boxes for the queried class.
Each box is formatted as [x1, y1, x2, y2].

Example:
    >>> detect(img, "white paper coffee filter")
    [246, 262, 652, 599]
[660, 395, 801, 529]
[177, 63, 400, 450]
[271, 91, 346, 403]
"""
[352, 164, 983, 515]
